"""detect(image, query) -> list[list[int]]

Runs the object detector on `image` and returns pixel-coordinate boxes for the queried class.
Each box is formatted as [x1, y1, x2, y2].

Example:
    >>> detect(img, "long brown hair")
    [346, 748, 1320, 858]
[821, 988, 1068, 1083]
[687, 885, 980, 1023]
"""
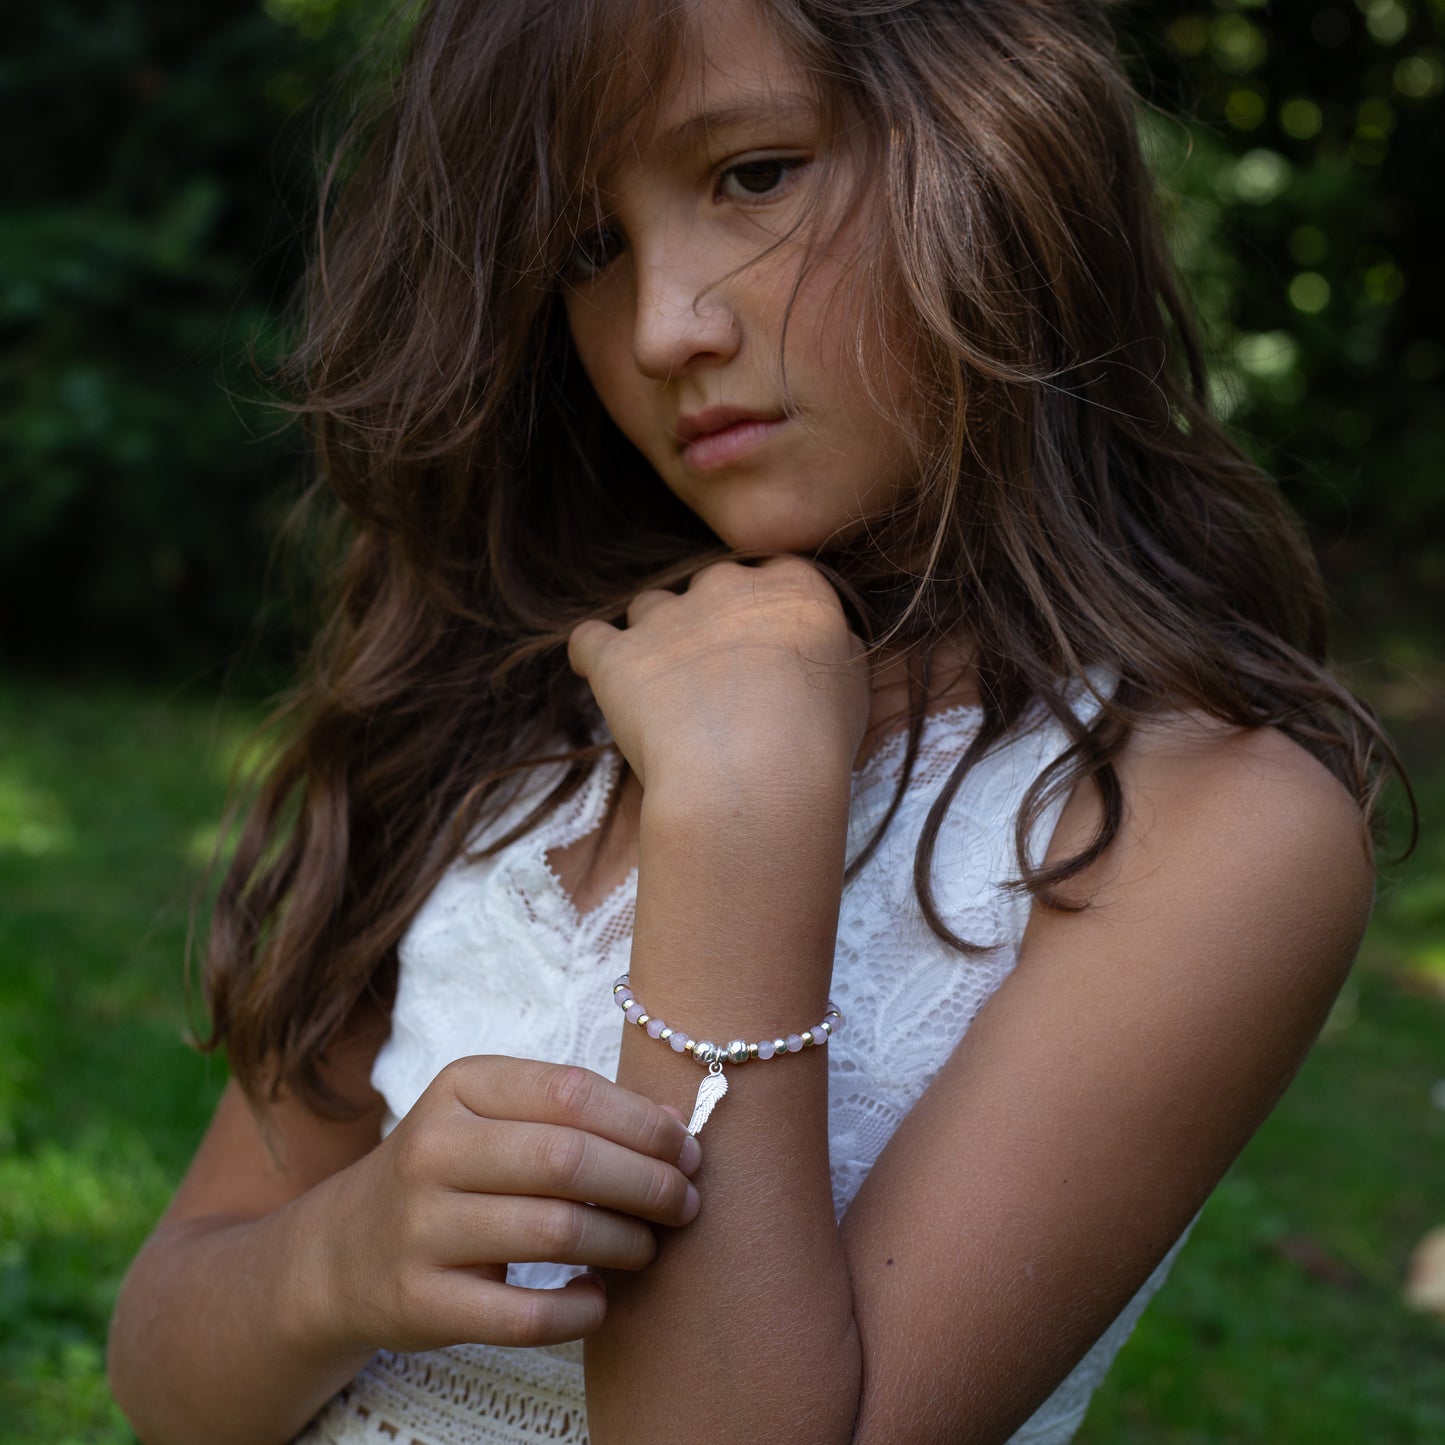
[205, 0, 1406, 1113]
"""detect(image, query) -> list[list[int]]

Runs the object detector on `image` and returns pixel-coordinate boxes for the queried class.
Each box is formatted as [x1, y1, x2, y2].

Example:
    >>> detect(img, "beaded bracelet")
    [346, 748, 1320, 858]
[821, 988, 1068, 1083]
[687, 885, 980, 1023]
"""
[611, 972, 843, 1136]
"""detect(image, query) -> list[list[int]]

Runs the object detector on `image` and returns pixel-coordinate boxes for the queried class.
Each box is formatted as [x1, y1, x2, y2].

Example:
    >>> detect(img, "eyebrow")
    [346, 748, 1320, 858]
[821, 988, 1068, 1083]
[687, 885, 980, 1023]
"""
[653, 93, 819, 153]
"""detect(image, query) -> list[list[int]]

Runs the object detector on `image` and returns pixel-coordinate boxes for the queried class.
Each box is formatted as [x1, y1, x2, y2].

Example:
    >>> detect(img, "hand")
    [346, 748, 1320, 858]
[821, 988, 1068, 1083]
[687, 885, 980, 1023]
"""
[567, 556, 869, 794]
[318, 1056, 701, 1352]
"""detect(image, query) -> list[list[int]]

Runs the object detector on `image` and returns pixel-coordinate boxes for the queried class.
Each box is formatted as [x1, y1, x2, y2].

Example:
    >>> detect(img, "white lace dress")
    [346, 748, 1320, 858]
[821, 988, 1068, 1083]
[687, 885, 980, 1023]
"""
[297, 682, 1192, 1444]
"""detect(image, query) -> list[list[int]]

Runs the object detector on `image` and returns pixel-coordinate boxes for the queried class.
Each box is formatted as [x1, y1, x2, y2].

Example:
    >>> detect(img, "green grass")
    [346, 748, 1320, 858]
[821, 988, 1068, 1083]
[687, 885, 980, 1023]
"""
[1, 677, 1441, 1442]
[0, 680, 246, 1444]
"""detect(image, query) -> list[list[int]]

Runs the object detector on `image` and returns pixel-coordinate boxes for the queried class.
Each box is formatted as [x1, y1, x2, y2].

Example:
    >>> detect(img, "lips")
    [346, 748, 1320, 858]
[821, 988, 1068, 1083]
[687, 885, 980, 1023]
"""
[676, 405, 788, 470]
[676, 404, 782, 445]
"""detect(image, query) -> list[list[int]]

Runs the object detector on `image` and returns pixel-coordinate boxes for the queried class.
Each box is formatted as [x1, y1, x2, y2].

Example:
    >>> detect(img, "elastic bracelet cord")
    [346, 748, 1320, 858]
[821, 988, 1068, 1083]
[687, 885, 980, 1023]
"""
[611, 973, 843, 1135]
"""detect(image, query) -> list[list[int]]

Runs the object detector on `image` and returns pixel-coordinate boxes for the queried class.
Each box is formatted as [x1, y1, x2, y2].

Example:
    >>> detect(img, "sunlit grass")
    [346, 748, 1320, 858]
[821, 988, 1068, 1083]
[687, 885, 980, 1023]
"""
[0, 680, 249, 1445]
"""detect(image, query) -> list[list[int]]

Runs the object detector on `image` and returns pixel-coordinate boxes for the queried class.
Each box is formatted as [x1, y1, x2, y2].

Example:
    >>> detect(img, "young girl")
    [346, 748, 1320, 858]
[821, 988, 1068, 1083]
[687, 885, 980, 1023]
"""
[108, 1, 1397, 1441]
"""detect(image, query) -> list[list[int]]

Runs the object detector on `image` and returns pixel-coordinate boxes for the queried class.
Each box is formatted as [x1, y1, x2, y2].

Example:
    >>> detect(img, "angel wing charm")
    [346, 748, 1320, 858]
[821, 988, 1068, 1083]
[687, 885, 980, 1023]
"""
[685, 1064, 728, 1136]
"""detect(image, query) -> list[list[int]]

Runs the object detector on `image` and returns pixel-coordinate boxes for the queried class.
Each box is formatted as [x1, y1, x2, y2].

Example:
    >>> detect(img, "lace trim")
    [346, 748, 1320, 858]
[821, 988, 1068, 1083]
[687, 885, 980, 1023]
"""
[299, 1344, 589, 1444]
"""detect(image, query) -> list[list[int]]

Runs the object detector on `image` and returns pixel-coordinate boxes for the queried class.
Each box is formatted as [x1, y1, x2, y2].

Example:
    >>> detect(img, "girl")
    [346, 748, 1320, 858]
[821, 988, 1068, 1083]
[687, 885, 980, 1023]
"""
[108, 1, 1398, 1441]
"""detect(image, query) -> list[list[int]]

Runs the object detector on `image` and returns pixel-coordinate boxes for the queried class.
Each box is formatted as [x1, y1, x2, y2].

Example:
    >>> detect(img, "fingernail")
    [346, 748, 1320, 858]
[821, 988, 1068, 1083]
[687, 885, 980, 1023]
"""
[681, 1183, 701, 1224]
[679, 1133, 702, 1175]
[581, 1270, 606, 1296]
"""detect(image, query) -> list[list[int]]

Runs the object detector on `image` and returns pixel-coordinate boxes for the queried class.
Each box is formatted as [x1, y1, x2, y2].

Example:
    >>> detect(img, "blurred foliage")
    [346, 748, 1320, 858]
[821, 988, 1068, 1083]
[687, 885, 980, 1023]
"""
[0, 0, 389, 675]
[1122, 0, 1445, 639]
[1, 0, 1441, 674]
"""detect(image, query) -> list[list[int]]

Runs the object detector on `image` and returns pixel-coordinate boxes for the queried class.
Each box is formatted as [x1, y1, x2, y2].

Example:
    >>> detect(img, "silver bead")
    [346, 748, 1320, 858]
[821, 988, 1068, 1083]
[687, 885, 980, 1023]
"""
[635, 1013, 650, 1028]
[801, 1031, 814, 1047]
[817, 1019, 832, 1035]
[726, 1039, 749, 1064]
[694, 1040, 718, 1065]
[773, 1038, 788, 1057]
[747, 1043, 759, 1060]
[660, 1027, 673, 1041]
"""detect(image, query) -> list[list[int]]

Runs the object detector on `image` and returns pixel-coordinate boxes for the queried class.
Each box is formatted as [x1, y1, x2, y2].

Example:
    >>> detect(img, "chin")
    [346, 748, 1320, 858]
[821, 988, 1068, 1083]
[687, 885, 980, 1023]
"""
[709, 521, 838, 556]
[694, 495, 853, 558]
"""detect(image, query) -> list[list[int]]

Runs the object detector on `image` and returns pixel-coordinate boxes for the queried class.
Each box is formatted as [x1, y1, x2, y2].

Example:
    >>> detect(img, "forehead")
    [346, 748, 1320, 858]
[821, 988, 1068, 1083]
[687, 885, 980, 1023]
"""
[566, 0, 818, 186]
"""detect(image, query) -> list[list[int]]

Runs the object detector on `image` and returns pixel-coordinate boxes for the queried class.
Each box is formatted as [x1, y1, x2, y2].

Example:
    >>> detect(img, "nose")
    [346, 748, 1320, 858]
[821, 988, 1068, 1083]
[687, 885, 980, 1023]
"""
[630, 246, 739, 380]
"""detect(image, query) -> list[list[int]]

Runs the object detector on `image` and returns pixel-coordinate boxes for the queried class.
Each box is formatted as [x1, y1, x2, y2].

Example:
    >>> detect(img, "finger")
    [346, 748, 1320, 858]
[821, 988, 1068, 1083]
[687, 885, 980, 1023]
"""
[441, 1056, 694, 1169]
[685, 558, 747, 593]
[624, 588, 675, 627]
[432, 1115, 699, 1226]
[566, 618, 618, 680]
[432, 1269, 609, 1348]
[446, 1192, 662, 1272]
[658, 1105, 703, 1175]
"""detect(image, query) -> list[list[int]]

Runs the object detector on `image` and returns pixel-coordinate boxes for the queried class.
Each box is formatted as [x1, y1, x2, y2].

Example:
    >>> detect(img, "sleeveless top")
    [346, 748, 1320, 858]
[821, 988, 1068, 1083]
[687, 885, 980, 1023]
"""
[296, 677, 1192, 1445]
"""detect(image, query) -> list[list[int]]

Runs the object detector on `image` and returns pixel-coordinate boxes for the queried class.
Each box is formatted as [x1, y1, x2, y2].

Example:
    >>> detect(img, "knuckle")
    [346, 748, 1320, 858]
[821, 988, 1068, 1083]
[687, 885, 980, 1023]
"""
[528, 1199, 588, 1261]
[769, 553, 815, 582]
[640, 1107, 680, 1159]
[692, 560, 739, 592]
[389, 1118, 434, 1184]
[531, 1127, 589, 1189]
[435, 1053, 490, 1100]
[540, 1063, 598, 1121]
[639, 1163, 681, 1220]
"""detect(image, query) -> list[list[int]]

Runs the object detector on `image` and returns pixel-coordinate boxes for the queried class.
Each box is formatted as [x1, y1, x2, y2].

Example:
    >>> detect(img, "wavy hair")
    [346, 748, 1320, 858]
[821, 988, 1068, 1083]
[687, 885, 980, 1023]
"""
[204, 0, 1406, 1112]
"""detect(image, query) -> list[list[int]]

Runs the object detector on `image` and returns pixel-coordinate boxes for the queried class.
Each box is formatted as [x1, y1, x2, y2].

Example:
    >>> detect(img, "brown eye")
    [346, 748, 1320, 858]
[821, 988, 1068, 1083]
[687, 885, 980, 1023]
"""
[718, 157, 807, 201]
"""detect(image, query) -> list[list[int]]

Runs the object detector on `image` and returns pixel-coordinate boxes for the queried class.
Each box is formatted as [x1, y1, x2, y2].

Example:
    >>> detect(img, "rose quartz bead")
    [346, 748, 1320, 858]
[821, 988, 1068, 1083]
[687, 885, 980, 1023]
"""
[646, 1017, 666, 1039]
[669, 1031, 690, 1052]
[756, 1039, 775, 1060]
[614, 975, 630, 990]
[786, 1033, 803, 1052]
[811, 1026, 828, 1045]
[624, 1003, 645, 1024]
[615, 991, 634, 1009]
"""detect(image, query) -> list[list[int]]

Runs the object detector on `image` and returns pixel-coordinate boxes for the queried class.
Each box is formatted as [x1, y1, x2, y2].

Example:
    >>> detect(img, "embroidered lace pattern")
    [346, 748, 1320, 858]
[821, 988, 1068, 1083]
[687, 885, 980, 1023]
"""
[296, 677, 1191, 1445]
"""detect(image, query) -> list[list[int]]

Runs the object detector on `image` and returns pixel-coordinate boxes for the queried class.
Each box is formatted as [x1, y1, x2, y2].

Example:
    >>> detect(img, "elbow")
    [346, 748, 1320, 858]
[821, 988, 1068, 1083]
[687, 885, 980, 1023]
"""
[107, 1261, 157, 1445]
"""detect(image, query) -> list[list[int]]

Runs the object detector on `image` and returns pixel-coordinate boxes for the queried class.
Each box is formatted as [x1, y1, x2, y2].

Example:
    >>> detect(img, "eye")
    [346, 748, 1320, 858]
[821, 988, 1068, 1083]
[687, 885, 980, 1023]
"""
[564, 225, 624, 281]
[717, 156, 809, 202]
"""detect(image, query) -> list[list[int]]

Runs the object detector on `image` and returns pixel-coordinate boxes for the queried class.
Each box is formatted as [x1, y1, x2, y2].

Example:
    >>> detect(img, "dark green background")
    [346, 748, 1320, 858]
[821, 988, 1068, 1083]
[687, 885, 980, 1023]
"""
[2, 0, 1442, 675]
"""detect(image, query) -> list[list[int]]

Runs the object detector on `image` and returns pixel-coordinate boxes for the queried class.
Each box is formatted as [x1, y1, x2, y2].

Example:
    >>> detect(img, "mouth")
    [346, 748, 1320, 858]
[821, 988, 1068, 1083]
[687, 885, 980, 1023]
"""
[676, 405, 788, 472]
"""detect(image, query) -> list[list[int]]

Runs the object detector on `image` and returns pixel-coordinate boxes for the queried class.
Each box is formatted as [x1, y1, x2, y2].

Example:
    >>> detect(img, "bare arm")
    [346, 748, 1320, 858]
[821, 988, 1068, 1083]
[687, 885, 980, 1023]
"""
[107, 1019, 392, 1445]
[109, 1010, 700, 1445]
[571, 563, 1373, 1443]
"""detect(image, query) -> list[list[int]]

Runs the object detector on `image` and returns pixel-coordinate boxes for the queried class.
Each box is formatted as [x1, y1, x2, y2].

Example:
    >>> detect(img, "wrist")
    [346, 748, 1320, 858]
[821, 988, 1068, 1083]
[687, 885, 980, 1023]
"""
[640, 749, 853, 835]
[273, 1169, 379, 1365]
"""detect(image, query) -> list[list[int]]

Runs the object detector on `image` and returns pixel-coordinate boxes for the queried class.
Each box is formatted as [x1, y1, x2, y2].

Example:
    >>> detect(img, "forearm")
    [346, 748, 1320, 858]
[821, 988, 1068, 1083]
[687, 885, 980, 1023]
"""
[585, 769, 863, 1440]
[108, 1174, 374, 1445]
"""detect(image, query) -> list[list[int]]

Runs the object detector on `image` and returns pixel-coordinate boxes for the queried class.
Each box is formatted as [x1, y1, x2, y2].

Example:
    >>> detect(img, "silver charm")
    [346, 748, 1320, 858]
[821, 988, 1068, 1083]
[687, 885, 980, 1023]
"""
[685, 1062, 728, 1136]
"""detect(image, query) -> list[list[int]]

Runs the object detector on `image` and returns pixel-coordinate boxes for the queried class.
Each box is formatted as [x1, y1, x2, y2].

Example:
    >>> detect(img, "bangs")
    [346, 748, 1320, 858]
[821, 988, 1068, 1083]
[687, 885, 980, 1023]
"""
[547, 0, 695, 210]
[541, 0, 859, 246]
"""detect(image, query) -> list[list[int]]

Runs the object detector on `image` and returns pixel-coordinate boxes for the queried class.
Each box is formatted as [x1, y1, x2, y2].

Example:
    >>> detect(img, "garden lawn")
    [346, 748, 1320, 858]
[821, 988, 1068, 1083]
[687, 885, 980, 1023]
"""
[0, 678, 1441, 1443]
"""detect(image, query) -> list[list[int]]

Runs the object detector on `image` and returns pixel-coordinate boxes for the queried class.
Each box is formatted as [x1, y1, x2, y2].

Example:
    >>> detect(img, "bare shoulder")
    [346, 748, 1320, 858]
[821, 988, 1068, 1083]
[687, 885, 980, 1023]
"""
[1116, 708, 1368, 837]
[1050, 710, 1375, 975]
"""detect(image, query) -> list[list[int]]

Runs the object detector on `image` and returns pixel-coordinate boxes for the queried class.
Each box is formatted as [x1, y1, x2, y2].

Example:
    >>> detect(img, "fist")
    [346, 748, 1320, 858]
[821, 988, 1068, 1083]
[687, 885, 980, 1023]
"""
[567, 557, 868, 793]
